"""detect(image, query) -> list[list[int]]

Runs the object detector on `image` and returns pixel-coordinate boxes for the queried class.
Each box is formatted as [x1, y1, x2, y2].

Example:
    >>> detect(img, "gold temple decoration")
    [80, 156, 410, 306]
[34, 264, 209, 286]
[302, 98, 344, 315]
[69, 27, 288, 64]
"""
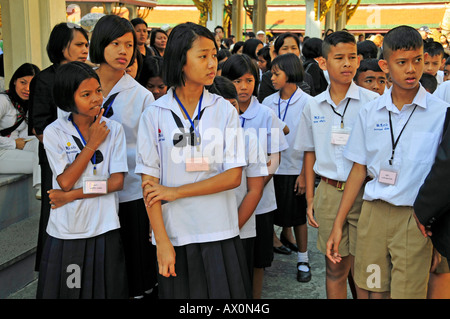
[335, 0, 349, 21]
[315, 0, 334, 21]
[243, 0, 254, 22]
[346, 0, 361, 22]
[193, 0, 212, 26]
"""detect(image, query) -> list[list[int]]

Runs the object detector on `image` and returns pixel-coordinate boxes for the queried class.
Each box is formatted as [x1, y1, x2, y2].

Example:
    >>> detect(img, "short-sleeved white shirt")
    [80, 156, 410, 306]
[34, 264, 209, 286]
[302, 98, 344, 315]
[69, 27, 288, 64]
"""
[240, 96, 289, 215]
[433, 80, 450, 102]
[262, 88, 312, 175]
[294, 82, 379, 182]
[43, 116, 128, 239]
[105, 73, 155, 203]
[344, 85, 449, 206]
[135, 88, 246, 247]
[235, 130, 269, 239]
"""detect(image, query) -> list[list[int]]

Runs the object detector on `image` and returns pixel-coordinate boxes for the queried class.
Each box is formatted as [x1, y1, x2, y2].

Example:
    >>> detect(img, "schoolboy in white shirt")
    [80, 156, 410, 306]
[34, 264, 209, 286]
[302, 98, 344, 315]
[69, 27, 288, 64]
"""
[295, 31, 378, 299]
[326, 25, 450, 299]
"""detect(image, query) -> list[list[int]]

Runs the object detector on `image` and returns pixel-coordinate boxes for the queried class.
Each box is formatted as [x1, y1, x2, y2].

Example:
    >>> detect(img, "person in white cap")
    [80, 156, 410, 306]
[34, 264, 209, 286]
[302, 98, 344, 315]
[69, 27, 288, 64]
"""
[257, 30, 266, 45]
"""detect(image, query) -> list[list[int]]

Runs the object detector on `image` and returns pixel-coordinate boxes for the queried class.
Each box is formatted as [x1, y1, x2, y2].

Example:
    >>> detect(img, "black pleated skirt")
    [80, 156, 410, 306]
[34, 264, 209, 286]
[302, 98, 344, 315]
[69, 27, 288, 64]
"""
[118, 199, 158, 297]
[157, 236, 252, 299]
[36, 229, 128, 299]
[273, 174, 307, 227]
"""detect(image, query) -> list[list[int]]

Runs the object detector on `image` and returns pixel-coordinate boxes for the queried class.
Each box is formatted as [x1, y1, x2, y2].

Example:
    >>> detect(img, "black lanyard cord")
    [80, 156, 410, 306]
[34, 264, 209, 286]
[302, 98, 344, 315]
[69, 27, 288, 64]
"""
[330, 98, 351, 128]
[388, 104, 418, 165]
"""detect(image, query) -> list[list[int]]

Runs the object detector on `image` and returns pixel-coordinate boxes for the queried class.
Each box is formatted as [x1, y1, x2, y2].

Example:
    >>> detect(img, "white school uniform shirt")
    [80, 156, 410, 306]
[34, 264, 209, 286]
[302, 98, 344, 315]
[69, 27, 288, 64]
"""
[240, 96, 289, 215]
[344, 85, 449, 206]
[294, 82, 379, 182]
[105, 73, 155, 203]
[43, 115, 128, 240]
[436, 70, 444, 86]
[0, 94, 32, 150]
[433, 80, 450, 102]
[135, 88, 246, 247]
[235, 130, 269, 239]
[262, 88, 312, 175]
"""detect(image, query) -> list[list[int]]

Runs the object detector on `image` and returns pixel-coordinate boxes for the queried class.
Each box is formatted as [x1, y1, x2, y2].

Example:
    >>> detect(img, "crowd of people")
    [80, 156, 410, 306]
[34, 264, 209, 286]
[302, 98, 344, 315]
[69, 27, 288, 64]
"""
[1, 14, 450, 300]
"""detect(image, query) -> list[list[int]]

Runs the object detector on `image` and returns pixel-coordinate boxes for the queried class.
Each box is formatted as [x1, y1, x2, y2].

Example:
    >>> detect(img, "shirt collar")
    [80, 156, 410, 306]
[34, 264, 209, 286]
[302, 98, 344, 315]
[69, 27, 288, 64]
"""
[377, 84, 428, 113]
[269, 87, 305, 106]
[240, 96, 261, 120]
[319, 81, 361, 107]
[154, 87, 218, 112]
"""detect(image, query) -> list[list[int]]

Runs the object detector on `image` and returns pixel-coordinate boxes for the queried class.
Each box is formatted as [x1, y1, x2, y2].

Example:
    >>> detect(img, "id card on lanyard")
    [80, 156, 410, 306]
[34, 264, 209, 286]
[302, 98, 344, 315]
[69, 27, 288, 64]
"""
[378, 105, 417, 186]
[330, 99, 351, 145]
[70, 115, 108, 194]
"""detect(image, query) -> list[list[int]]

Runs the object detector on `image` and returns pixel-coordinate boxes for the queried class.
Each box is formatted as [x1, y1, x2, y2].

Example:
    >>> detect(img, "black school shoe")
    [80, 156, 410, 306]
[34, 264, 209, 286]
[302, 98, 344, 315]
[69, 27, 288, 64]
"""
[280, 233, 299, 252]
[273, 245, 292, 255]
[297, 262, 312, 282]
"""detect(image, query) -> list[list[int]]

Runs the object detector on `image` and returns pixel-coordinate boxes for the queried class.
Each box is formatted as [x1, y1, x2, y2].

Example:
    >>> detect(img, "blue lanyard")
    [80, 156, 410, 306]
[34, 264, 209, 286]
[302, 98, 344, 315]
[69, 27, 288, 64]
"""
[70, 116, 97, 175]
[173, 90, 203, 144]
[278, 88, 297, 122]
[240, 117, 246, 128]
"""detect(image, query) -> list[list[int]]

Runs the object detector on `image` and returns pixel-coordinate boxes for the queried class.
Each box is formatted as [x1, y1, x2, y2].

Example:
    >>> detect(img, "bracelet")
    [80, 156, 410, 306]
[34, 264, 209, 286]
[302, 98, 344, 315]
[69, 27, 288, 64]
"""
[85, 146, 96, 152]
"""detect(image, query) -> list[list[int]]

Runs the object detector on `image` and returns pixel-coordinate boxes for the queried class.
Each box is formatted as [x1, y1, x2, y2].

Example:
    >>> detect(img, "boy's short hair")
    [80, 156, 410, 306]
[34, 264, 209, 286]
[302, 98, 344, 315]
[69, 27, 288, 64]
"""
[382, 25, 423, 60]
[130, 17, 148, 28]
[357, 40, 378, 59]
[302, 37, 323, 59]
[47, 23, 89, 65]
[322, 31, 356, 59]
[206, 76, 238, 100]
[221, 53, 260, 96]
[163, 22, 217, 88]
[53, 61, 101, 113]
[354, 58, 383, 81]
[445, 56, 450, 66]
[89, 15, 137, 67]
[271, 53, 304, 84]
[419, 72, 438, 93]
[424, 41, 445, 58]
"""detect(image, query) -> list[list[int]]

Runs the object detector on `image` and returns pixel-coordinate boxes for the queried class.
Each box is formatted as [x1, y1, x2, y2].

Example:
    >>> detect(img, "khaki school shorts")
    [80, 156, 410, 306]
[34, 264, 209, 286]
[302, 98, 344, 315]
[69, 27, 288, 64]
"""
[354, 200, 433, 299]
[313, 180, 363, 257]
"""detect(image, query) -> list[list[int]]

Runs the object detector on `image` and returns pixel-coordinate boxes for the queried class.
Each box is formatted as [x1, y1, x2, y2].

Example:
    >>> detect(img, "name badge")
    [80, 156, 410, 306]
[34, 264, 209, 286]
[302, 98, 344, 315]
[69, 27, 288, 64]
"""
[331, 126, 351, 145]
[186, 156, 210, 172]
[83, 176, 108, 194]
[378, 163, 399, 186]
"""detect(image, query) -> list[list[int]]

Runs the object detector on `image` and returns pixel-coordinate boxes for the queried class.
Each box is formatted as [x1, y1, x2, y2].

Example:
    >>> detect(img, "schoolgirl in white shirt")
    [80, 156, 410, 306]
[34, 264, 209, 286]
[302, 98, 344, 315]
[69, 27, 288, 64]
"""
[36, 62, 128, 299]
[136, 22, 252, 299]
[262, 53, 313, 282]
[221, 53, 289, 299]
[207, 75, 268, 280]
[89, 14, 156, 299]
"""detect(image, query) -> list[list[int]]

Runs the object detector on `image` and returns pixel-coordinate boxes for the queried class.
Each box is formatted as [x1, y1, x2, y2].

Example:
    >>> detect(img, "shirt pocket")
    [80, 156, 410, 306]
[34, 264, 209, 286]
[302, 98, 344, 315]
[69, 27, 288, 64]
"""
[408, 132, 439, 163]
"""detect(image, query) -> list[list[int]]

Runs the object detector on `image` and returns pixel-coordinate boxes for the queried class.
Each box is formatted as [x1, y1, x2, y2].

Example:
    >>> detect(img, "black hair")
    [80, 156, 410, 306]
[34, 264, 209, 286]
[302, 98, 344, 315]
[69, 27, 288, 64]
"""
[5, 63, 40, 107]
[218, 48, 232, 63]
[302, 37, 323, 59]
[206, 76, 238, 100]
[445, 56, 450, 66]
[89, 15, 137, 67]
[53, 61, 101, 113]
[163, 22, 218, 88]
[214, 25, 225, 33]
[271, 53, 304, 84]
[231, 41, 244, 54]
[221, 53, 259, 96]
[257, 46, 272, 70]
[150, 28, 168, 48]
[419, 72, 438, 93]
[137, 55, 164, 87]
[354, 58, 384, 81]
[357, 40, 378, 59]
[133, 50, 144, 80]
[243, 38, 263, 60]
[424, 41, 445, 58]
[322, 31, 356, 59]
[274, 33, 300, 55]
[47, 23, 89, 65]
[130, 17, 148, 28]
[382, 25, 423, 60]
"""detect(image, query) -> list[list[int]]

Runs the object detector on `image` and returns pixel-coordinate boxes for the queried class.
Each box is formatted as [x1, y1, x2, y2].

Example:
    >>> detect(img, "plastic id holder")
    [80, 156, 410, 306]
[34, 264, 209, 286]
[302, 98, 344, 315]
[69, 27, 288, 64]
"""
[83, 176, 108, 194]
[186, 156, 210, 172]
[331, 126, 351, 146]
[378, 162, 399, 186]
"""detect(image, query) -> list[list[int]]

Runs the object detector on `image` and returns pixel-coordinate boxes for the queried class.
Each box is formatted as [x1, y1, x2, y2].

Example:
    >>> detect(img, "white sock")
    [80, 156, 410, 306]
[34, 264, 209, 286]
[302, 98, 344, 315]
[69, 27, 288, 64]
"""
[297, 251, 309, 272]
